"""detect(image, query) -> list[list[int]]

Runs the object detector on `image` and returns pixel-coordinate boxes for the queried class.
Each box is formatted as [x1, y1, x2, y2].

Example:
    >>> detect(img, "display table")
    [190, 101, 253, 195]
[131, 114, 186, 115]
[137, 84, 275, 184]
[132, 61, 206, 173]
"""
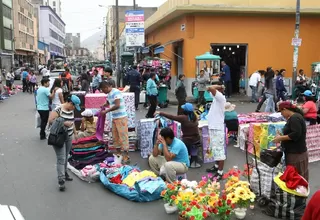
[85, 92, 135, 129]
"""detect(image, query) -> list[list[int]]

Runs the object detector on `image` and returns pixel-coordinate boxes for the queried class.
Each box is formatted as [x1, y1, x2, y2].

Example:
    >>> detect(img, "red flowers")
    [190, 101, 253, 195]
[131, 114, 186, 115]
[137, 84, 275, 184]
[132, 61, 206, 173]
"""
[202, 212, 208, 218]
[190, 216, 195, 220]
[218, 200, 223, 207]
[222, 194, 227, 200]
[227, 199, 232, 205]
[226, 210, 231, 215]
[212, 208, 218, 214]
[171, 195, 176, 200]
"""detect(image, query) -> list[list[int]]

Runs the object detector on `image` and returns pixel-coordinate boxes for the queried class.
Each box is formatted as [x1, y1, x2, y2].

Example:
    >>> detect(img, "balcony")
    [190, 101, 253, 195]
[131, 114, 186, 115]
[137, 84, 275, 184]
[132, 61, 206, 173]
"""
[19, 24, 26, 32]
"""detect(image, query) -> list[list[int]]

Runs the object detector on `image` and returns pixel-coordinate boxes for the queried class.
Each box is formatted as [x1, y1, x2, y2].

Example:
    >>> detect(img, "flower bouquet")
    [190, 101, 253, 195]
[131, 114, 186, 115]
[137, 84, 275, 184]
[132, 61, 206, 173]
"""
[161, 181, 181, 214]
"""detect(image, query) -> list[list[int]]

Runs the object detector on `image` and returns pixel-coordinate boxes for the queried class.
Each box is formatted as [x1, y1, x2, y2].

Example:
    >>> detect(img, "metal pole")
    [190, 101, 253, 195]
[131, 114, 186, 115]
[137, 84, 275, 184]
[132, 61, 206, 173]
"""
[133, 0, 136, 9]
[133, 0, 137, 64]
[292, 0, 300, 96]
[115, 0, 121, 87]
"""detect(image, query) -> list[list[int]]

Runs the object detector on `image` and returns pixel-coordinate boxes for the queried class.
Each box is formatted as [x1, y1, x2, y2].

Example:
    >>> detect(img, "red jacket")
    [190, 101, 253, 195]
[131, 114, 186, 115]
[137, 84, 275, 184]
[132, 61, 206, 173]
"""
[302, 190, 320, 220]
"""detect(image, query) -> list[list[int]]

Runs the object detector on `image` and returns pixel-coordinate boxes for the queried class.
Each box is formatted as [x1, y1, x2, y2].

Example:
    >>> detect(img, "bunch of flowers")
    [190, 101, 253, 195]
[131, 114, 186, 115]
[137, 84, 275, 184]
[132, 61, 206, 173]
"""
[208, 194, 235, 220]
[161, 181, 182, 205]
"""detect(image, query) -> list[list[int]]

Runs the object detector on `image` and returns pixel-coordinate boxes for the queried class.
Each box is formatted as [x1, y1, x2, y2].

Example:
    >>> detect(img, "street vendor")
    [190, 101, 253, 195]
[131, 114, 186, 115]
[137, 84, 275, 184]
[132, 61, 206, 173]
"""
[302, 90, 317, 125]
[155, 103, 201, 168]
[149, 127, 189, 183]
[274, 101, 309, 181]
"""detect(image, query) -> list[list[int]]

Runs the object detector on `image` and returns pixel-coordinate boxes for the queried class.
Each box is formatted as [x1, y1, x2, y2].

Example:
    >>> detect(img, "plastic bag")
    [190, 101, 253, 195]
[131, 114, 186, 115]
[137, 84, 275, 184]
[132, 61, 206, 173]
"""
[35, 112, 41, 128]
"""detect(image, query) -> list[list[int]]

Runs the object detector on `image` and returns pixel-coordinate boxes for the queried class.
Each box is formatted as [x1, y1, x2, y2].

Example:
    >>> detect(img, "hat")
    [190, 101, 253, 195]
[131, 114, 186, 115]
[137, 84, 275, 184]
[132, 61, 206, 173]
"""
[181, 103, 194, 112]
[81, 109, 93, 117]
[225, 102, 236, 112]
[70, 95, 81, 111]
[278, 101, 295, 112]
[303, 90, 313, 97]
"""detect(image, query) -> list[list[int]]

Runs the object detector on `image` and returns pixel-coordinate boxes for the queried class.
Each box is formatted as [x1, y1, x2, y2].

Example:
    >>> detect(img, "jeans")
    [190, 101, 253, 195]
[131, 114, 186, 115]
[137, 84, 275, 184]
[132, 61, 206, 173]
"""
[38, 110, 49, 138]
[22, 79, 28, 92]
[198, 91, 205, 105]
[52, 135, 72, 182]
[265, 93, 275, 113]
[146, 95, 157, 118]
[224, 81, 232, 97]
[250, 86, 258, 102]
[277, 90, 286, 102]
[129, 86, 140, 109]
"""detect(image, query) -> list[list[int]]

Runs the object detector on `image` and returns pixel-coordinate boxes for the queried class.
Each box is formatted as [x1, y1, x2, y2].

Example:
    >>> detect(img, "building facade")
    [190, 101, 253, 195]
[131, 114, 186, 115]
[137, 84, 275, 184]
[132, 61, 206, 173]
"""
[144, 0, 320, 96]
[0, 0, 14, 70]
[65, 33, 81, 49]
[13, 0, 38, 67]
[39, 6, 65, 58]
[106, 5, 157, 62]
[65, 47, 90, 60]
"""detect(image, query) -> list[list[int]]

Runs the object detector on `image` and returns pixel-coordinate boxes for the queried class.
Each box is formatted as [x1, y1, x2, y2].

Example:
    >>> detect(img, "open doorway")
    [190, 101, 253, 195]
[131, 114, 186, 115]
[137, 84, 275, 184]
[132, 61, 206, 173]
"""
[211, 44, 248, 93]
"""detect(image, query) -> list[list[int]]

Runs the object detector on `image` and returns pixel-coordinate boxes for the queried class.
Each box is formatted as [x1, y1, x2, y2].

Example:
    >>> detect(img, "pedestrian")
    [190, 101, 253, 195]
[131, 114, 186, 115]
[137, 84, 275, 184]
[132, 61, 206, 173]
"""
[126, 65, 142, 110]
[276, 69, 287, 102]
[205, 82, 227, 181]
[248, 70, 261, 103]
[100, 81, 130, 163]
[104, 67, 116, 88]
[22, 68, 29, 92]
[197, 70, 208, 106]
[80, 73, 89, 92]
[36, 78, 56, 140]
[48, 94, 81, 191]
[10, 68, 15, 89]
[274, 101, 309, 181]
[302, 90, 317, 125]
[51, 78, 64, 110]
[264, 69, 276, 113]
[155, 103, 201, 168]
[221, 61, 232, 98]
[29, 72, 37, 94]
[175, 74, 187, 115]
[92, 69, 102, 93]
[5, 69, 13, 89]
[146, 73, 158, 118]
[148, 127, 189, 183]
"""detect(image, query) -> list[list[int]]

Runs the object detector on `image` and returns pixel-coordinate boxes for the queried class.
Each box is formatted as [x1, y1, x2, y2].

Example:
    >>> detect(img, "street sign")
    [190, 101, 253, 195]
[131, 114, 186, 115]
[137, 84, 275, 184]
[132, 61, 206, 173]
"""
[291, 38, 302, 47]
[125, 10, 145, 47]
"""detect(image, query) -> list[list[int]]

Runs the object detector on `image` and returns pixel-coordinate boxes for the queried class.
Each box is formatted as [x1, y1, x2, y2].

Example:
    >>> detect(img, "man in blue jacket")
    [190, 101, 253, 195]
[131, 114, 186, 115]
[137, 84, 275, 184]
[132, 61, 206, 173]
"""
[276, 69, 287, 101]
[126, 65, 141, 110]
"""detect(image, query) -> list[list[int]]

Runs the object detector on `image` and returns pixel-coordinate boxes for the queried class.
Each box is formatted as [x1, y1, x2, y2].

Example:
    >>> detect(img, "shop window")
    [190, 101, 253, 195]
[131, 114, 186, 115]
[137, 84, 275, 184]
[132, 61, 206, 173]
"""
[4, 28, 12, 40]
[3, 5, 12, 19]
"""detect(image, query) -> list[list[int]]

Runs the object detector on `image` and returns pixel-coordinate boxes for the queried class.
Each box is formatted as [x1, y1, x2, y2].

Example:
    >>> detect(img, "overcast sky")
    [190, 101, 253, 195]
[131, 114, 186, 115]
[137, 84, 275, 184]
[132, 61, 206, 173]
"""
[61, 0, 166, 41]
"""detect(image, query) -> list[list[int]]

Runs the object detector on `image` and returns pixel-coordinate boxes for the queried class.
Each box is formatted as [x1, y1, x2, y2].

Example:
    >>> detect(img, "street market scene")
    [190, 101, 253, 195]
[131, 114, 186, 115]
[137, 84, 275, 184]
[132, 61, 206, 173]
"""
[1, 0, 320, 220]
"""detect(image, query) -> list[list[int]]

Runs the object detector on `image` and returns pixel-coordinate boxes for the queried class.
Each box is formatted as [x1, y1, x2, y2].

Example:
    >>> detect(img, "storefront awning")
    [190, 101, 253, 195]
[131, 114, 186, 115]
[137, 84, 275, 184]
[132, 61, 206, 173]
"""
[142, 42, 160, 54]
[154, 39, 184, 55]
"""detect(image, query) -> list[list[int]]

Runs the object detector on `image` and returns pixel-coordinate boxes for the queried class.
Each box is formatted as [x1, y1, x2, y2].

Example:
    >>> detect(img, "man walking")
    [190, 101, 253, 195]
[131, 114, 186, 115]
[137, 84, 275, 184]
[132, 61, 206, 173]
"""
[92, 69, 102, 93]
[249, 70, 262, 102]
[22, 68, 29, 92]
[126, 65, 142, 110]
[205, 82, 227, 181]
[221, 61, 231, 98]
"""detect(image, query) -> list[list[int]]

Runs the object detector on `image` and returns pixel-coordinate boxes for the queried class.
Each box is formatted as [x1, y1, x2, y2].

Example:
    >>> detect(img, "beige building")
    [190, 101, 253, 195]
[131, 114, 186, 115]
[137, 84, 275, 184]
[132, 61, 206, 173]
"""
[13, 0, 37, 66]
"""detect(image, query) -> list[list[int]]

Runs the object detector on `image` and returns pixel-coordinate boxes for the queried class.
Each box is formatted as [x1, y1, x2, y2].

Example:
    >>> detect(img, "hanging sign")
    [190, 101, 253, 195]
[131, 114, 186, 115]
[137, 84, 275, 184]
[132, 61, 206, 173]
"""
[291, 38, 302, 47]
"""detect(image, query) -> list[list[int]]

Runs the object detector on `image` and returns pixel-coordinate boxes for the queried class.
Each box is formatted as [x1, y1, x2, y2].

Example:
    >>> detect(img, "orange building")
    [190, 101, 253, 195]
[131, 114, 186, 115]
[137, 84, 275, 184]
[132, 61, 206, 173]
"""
[144, 0, 320, 95]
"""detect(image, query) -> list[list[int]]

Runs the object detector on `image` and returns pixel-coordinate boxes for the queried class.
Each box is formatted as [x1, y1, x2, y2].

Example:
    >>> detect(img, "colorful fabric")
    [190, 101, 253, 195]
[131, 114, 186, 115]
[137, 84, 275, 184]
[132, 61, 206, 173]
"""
[85, 93, 107, 108]
[96, 111, 106, 141]
[107, 88, 127, 119]
[112, 117, 129, 151]
[122, 170, 157, 187]
[209, 128, 226, 161]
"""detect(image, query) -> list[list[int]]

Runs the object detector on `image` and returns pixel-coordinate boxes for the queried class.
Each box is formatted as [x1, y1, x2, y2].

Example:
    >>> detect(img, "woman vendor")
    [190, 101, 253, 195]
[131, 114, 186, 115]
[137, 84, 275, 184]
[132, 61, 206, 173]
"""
[302, 90, 317, 125]
[155, 103, 201, 168]
[77, 109, 97, 138]
[274, 101, 309, 181]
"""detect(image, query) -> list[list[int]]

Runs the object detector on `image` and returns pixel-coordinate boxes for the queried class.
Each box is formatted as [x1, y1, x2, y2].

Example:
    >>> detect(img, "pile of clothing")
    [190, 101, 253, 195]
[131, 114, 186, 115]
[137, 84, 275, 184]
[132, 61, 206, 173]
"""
[104, 130, 137, 152]
[68, 136, 111, 170]
[100, 165, 166, 202]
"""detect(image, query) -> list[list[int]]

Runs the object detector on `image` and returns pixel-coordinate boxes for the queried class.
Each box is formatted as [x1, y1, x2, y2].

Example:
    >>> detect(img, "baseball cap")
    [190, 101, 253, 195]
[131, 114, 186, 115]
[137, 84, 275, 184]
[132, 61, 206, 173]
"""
[81, 109, 93, 117]
[70, 95, 81, 111]
[181, 103, 194, 112]
[303, 90, 312, 97]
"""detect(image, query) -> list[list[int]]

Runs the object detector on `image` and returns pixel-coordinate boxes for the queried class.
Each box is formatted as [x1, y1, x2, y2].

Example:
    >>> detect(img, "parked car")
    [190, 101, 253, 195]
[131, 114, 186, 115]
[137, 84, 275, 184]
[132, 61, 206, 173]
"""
[0, 204, 25, 220]
[13, 67, 23, 80]
[47, 69, 79, 90]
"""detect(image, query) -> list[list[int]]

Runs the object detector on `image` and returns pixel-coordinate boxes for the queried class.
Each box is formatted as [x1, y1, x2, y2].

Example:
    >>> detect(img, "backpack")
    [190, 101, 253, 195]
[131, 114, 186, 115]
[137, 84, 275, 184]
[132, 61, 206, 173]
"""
[47, 116, 67, 147]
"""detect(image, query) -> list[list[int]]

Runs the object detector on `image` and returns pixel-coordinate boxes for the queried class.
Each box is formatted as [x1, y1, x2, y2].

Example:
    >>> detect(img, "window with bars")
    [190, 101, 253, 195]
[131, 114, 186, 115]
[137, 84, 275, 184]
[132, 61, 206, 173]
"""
[3, 5, 12, 19]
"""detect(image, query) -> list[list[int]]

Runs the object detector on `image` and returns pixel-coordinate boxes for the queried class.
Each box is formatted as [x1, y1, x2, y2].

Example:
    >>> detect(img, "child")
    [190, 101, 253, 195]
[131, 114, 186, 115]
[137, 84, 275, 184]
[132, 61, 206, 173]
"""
[77, 109, 97, 138]
[239, 74, 246, 95]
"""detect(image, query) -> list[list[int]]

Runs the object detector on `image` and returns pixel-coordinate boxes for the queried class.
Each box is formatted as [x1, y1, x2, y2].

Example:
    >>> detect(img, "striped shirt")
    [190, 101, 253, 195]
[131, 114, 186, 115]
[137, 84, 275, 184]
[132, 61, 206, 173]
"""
[107, 88, 127, 119]
[55, 106, 75, 136]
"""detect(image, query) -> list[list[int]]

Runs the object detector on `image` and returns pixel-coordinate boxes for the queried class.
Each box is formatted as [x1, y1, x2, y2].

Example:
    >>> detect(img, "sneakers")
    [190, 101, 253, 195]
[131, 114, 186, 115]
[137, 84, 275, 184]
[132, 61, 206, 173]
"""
[65, 172, 73, 181]
[58, 180, 65, 191]
[206, 166, 218, 173]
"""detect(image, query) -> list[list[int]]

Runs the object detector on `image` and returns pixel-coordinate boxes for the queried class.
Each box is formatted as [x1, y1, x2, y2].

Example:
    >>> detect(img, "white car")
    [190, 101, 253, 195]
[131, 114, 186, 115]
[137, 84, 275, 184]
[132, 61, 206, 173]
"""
[0, 204, 25, 220]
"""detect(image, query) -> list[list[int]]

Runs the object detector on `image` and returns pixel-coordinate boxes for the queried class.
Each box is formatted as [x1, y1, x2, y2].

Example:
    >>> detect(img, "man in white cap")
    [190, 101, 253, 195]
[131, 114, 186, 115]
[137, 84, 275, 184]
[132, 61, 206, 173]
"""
[77, 109, 97, 138]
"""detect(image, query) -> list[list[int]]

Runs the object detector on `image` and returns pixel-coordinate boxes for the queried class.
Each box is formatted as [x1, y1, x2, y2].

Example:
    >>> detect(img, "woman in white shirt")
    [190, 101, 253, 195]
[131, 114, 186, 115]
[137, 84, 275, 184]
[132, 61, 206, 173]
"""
[51, 78, 64, 110]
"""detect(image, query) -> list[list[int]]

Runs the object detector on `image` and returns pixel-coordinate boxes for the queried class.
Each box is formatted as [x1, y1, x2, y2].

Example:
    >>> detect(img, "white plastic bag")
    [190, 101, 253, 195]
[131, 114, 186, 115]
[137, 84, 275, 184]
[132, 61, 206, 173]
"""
[35, 112, 41, 128]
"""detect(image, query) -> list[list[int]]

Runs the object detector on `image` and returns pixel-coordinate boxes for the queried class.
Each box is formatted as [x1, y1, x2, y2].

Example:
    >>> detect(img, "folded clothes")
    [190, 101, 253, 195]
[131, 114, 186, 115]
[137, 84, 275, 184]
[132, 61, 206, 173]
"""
[69, 151, 111, 170]
[73, 145, 104, 152]
[72, 154, 96, 161]
[72, 142, 103, 149]
[72, 135, 98, 145]
[71, 148, 104, 155]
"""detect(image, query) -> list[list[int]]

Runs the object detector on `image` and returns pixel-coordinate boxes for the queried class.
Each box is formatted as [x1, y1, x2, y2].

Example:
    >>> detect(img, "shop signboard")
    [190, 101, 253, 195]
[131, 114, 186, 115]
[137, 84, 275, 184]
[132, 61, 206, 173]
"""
[291, 38, 302, 47]
[125, 10, 145, 47]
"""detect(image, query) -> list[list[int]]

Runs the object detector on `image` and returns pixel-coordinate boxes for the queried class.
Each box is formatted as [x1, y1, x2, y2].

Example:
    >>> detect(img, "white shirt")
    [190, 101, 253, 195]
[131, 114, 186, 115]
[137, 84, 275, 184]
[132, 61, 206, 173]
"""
[6, 72, 12, 80]
[249, 72, 261, 87]
[52, 88, 63, 105]
[41, 68, 48, 75]
[207, 90, 226, 130]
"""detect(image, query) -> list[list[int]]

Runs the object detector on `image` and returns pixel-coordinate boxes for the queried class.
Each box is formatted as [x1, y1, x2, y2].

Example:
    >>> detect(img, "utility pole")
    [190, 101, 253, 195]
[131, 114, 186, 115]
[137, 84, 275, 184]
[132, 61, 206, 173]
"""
[115, 0, 121, 87]
[292, 0, 301, 97]
[133, 0, 137, 64]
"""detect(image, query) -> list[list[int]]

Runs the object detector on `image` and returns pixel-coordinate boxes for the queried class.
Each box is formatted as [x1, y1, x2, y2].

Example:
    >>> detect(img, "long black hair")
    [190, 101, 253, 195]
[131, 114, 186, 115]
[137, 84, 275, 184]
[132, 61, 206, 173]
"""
[50, 78, 62, 93]
[265, 70, 275, 89]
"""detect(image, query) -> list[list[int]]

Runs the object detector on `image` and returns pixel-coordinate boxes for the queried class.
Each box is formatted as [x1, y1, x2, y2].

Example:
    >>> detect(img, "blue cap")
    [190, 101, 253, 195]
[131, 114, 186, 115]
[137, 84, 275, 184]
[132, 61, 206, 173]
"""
[70, 95, 81, 111]
[303, 90, 312, 97]
[181, 103, 194, 112]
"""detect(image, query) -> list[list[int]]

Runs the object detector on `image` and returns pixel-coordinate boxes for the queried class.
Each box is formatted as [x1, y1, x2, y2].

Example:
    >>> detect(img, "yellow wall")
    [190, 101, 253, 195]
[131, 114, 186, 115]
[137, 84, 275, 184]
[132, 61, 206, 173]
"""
[147, 14, 320, 79]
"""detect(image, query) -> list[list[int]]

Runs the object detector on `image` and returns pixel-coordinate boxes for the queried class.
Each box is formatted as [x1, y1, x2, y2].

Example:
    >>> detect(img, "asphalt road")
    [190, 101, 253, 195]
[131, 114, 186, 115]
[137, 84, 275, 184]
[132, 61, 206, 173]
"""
[0, 91, 319, 220]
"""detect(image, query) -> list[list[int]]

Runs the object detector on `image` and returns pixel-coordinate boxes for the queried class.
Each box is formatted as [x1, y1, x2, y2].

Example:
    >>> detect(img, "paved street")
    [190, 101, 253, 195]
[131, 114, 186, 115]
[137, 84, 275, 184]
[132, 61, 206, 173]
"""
[0, 90, 319, 220]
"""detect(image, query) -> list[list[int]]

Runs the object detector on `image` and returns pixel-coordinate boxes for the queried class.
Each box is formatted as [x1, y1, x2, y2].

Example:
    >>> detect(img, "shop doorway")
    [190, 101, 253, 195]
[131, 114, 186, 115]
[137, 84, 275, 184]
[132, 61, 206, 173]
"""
[211, 44, 248, 93]
[173, 42, 184, 87]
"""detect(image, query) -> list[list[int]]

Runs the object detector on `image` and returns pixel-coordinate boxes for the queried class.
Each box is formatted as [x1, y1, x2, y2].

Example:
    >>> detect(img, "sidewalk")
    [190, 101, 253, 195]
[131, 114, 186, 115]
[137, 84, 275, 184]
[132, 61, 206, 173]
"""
[167, 90, 251, 105]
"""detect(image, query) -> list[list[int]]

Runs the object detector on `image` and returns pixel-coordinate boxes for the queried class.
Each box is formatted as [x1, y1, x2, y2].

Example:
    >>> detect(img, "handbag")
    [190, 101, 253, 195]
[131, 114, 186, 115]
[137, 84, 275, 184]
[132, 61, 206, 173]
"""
[260, 149, 283, 168]
[47, 126, 67, 147]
